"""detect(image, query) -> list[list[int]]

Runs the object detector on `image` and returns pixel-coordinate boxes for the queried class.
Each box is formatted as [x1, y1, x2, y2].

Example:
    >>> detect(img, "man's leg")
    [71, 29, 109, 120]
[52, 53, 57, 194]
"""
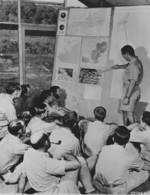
[62, 167, 79, 185]
[59, 179, 80, 194]
[86, 155, 98, 172]
[78, 157, 95, 193]
[122, 111, 128, 125]
[126, 170, 149, 193]
[4, 163, 23, 184]
[126, 111, 135, 125]
[60, 168, 80, 194]
[93, 175, 107, 194]
[126, 89, 140, 125]
[17, 174, 27, 193]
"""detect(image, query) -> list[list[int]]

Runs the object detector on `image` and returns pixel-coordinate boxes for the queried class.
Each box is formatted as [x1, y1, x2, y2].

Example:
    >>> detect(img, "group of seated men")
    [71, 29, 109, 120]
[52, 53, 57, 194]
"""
[0, 82, 150, 194]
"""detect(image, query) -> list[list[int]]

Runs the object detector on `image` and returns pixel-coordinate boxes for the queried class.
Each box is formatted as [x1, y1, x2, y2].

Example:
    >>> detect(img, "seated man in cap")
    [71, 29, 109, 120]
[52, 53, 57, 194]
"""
[79, 106, 118, 171]
[21, 131, 81, 194]
[94, 126, 149, 194]
[0, 119, 29, 186]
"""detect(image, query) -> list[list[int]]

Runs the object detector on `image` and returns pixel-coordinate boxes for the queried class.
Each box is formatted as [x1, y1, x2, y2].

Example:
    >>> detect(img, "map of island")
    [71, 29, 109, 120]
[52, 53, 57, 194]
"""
[81, 37, 108, 68]
[67, 8, 111, 36]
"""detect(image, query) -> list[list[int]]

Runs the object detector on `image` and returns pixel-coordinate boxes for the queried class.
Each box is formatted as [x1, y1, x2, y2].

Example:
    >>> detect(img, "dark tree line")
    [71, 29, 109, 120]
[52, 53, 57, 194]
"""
[0, 38, 55, 55]
[0, 0, 62, 24]
[0, 39, 18, 53]
[25, 39, 55, 55]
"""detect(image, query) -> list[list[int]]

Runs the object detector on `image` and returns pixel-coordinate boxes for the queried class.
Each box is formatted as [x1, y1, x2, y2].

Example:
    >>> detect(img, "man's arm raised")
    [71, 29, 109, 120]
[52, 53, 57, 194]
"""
[100, 64, 128, 74]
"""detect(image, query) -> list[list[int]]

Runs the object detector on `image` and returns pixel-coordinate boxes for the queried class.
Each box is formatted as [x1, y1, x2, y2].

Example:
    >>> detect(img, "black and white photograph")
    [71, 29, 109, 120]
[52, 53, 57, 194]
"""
[57, 67, 73, 81]
[0, 0, 150, 194]
[79, 68, 102, 85]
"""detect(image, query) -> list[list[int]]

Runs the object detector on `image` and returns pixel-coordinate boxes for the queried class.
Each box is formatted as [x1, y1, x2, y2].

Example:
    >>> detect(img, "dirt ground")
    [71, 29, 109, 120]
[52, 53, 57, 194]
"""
[0, 177, 150, 194]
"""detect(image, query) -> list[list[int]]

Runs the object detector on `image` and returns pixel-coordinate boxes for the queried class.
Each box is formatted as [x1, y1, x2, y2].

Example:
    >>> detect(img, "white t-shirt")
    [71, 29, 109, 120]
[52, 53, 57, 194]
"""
[0, 134, 29, 174]
[23, 148, 66, 193]
[130, 126, 150, 152]
[49, 126, 81, 159]
[26, 117, 56, 134]
[83, 120, 111, 156]
[0, 93, 17, 138]
[95, 144, 142, 185]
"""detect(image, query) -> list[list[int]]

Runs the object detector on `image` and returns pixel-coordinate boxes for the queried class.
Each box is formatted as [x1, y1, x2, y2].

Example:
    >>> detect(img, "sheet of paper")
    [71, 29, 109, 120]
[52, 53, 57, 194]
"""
[83, 85, 102, 100]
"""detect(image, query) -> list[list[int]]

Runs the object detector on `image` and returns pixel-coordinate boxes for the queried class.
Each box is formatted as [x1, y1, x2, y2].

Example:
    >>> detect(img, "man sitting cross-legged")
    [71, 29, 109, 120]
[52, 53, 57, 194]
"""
[94, 126, 149, 194]
[49, 111, 96, 194]
[128, 111, 150, 170]
[79, 106, 118, 171]
[21, 131, 81, 194]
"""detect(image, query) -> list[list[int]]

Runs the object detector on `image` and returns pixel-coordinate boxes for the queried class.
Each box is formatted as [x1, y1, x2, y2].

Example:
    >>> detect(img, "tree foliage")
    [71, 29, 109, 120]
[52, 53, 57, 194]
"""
[0, 1, 18, 22]
[0, 0, 62, 24]
[25, 39, 55, 55]
[0, 37, 55, 55]
[0, 39, 18, 53]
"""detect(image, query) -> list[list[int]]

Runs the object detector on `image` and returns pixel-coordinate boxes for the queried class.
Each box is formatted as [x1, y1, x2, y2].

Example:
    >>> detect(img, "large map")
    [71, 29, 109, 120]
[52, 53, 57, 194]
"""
[55, 36, 81, 68]
[67, 8, 111, 36]
[53, 8, 112, 115]
[80, 37, 108, 69]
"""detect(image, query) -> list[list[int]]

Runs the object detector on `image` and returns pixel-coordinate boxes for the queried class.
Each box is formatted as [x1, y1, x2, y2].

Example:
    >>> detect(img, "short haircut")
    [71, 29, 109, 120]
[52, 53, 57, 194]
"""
[114, 126, 130, 145]
[62, 111, 78, 128]
[142, 111, 150, 126]
[94, 106, 106, 121]
[8, 119, 24, 136]
[20, 84, 30, 97]
[29, 103, 47, 116]
[5, 82, 20, 94]
[40, 90, 52, 102]
[121, 45, 135, 56]
[21, 111, 32, 126]
[50, 86, 60, 99]
[31, 133, 49, 150]
[50, 86, 60, 93]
